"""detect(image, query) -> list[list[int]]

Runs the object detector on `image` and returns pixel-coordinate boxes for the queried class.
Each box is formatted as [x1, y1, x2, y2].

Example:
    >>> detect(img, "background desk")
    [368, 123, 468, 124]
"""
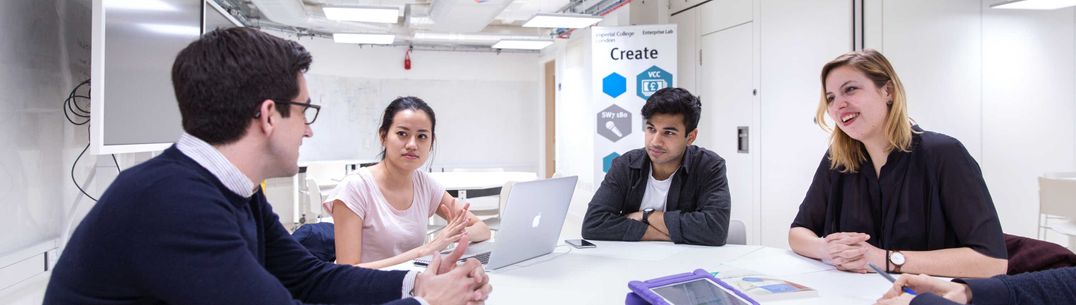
[414, 240, 899, 304]
[427, 171, 537, 200]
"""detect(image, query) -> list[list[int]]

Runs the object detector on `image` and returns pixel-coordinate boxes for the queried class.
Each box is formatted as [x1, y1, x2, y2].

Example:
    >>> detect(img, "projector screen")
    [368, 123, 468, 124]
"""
[90, 0, 241, 154]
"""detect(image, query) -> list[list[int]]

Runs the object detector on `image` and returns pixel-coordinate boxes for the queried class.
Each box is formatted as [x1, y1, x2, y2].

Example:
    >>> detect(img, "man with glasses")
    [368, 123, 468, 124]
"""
[45, 28, 490, 305]
[270, 98, 321, 125]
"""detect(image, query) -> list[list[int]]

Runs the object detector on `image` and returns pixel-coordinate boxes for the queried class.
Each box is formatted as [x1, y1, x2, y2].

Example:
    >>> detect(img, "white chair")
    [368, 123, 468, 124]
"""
[302, 177, 327, 223]
[427, 182, 514, 237]
[726, 219, 747, 245]
[1039, 172, 1076, 251]
[479, 181, 516, 231]
[450, 167, 505, 216]
[305, 161, 348, 194]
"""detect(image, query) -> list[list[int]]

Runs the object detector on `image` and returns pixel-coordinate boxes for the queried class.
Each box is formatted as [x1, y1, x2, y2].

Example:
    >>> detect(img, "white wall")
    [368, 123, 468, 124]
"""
[981, 4, 1075, 238]
[1, 0, 156, 296]
[268, 32, 542, 171]
[869, 0, 984, 159]
[865, 1, 1076, 238]
[670, 8, 698, 93]
[549, 6, 634, 191]
[1, 0, 73, 260]
[755, 0, 851, 248]
[553, 31, 595, 188]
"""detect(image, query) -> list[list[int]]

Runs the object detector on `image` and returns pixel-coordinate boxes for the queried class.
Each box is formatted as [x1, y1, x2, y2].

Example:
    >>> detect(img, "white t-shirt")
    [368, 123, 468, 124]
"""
[323, 168, 445, 263]
[639, 166, 676, 212]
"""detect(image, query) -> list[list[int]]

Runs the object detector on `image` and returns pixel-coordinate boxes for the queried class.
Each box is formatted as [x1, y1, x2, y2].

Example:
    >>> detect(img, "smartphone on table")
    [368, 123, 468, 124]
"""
[565, 239, 596, 248]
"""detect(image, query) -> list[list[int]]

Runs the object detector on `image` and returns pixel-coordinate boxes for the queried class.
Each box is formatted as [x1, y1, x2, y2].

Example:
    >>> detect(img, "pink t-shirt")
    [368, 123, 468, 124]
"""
[323, 168, 446, 263]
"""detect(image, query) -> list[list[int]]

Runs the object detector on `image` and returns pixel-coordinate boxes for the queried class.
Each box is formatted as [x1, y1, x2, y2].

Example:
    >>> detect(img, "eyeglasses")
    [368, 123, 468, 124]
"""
[270, 98, 321, 125]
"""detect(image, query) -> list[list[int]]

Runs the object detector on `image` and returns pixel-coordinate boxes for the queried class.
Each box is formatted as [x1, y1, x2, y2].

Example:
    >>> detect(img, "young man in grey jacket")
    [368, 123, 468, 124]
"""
[582, 87, 732, 246]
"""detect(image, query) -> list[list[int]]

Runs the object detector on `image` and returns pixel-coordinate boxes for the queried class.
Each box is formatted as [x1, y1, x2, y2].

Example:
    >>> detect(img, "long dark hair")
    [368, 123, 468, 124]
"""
[377, 96, 437, 160]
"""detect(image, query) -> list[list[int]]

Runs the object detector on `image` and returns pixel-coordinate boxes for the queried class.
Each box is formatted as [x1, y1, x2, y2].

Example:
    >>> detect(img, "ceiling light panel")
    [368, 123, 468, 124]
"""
[323, 7, 399, 23]
[523, 13, 602, 28]
[990, 0, 1076, 9]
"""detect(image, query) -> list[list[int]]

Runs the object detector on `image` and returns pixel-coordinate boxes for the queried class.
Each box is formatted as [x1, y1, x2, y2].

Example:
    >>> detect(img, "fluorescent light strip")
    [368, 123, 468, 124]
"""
[323, 7, 399, 23]
[333, 33, 395, 44]
[523, 13, 602, 28]
[991, 0, 1076, 9]
[492, 39, 554, 50]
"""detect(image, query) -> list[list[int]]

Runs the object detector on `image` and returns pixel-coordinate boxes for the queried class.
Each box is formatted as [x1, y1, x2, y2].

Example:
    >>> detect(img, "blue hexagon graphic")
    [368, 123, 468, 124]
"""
[602, 72, 627, 98]
[636, 65, 673, 100]
[602, 152, 621, 173]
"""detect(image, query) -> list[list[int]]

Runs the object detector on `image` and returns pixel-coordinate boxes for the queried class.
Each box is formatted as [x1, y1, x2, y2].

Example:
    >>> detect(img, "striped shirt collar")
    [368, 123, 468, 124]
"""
[176, 133, 257, 198]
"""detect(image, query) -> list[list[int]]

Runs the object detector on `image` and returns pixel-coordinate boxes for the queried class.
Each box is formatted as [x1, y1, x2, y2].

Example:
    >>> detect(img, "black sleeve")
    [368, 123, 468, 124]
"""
[935, 140, 1007, 259]
[790, 153, 832, 237]
[959, 267, 1076, 305]
[582, 154, 649, 241]
[664, 157, 730, 246]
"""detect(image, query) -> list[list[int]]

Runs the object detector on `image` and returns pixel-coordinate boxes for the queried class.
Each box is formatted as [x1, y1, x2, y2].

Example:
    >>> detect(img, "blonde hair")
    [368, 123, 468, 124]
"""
[815, 49, 914, 173]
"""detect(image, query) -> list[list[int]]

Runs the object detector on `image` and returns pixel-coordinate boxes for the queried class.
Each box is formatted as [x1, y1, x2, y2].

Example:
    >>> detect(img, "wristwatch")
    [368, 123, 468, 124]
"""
[889, 250, 906, 273]
[641, 208, 655, 225]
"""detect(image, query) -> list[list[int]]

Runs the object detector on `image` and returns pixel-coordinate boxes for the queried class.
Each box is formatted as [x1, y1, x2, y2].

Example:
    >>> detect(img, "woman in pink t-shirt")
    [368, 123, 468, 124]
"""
[326, 96, 492, 268]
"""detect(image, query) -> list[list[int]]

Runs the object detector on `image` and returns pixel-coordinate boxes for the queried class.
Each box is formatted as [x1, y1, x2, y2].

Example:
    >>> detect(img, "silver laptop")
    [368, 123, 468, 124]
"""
[416, 176, 578, 270]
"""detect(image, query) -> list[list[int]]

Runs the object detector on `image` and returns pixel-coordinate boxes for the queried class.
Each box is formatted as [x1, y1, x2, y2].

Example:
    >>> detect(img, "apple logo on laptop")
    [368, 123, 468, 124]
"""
[531, 213, 542, 228]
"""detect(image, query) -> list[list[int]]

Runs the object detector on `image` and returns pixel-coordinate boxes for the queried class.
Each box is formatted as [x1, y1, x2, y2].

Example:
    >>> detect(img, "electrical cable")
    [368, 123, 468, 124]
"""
[63, 79, 91, 125]
[112, 154, 121, 172]
[70, 128, 97, 201]
[63, 79, 122, 202]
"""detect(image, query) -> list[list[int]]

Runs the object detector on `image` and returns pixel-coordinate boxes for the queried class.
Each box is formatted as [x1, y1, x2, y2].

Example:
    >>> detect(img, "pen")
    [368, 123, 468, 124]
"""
[868, 262, 917, 296]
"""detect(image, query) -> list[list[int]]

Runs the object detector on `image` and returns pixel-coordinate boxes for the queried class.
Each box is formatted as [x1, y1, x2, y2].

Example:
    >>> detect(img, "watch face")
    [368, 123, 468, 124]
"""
[891, 252, 906, 265]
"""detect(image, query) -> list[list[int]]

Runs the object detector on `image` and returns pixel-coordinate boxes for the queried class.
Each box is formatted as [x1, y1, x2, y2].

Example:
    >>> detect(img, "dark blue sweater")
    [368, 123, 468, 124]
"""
[911, 267, 1076, 305]
[44, 146, 420, 305]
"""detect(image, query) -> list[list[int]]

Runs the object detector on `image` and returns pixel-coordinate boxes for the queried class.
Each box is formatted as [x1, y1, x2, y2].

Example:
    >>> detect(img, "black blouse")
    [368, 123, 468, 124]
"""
[791, 127, 1007, 259]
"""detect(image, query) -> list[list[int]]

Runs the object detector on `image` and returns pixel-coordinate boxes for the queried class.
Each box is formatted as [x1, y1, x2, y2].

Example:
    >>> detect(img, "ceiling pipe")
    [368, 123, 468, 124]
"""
[249, 0, 398, 34]
[427, 0, 515, 33]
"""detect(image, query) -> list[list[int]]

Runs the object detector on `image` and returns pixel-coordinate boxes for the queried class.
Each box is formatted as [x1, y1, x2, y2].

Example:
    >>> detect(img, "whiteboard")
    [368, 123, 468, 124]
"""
[300, 74, 539, 170]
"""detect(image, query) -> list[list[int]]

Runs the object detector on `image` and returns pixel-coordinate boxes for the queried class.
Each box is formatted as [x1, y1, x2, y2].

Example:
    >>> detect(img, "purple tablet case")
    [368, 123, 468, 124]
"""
[625, 292, 649, 305]
[626, 269, 759, 305]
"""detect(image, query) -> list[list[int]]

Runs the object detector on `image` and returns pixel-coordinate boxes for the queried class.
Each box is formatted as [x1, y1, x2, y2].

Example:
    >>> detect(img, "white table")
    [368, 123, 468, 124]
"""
[427, 171, 538, 200]
[397, 240, 900, 304]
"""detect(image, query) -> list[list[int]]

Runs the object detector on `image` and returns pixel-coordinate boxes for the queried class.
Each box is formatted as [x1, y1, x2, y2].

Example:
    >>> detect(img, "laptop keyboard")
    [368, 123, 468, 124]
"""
[471, 252, 492, 264]
[414, 251, 492, 266]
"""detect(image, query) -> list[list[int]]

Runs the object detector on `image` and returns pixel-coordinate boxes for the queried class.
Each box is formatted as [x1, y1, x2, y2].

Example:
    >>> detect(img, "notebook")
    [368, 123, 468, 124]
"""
[714, 269, 818, 302]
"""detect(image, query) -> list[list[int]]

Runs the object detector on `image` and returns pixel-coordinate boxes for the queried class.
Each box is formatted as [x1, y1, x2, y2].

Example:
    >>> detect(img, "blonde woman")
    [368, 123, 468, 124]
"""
[788, 49, 1007, 278]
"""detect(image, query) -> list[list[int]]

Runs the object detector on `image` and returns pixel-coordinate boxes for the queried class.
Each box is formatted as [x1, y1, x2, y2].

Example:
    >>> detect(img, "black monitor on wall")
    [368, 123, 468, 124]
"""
[205, 0, 242, 33]
[90, 0, 242, 154]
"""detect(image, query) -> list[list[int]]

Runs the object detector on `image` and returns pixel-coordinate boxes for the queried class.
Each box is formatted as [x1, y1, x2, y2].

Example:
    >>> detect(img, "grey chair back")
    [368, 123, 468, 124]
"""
[727, 219, 747, 245]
